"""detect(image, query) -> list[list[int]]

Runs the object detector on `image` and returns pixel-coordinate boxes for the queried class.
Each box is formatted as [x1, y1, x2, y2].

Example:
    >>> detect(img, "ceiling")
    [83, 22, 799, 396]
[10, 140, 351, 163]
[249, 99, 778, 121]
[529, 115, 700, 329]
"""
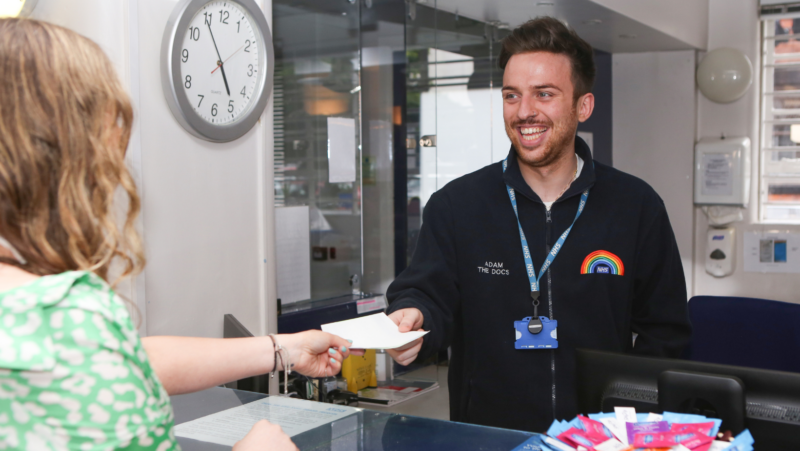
[429, 0, 702, 53]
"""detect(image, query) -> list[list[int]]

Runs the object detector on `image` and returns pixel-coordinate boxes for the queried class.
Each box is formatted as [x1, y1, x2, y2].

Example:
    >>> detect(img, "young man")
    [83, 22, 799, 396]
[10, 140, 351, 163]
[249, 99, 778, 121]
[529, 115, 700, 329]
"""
[385, 17, 691, 433]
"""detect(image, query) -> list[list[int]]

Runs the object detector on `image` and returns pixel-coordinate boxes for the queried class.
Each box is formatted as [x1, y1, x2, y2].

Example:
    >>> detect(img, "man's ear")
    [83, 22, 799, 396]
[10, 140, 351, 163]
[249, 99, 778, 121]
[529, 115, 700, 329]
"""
[577, 93, 595, 123]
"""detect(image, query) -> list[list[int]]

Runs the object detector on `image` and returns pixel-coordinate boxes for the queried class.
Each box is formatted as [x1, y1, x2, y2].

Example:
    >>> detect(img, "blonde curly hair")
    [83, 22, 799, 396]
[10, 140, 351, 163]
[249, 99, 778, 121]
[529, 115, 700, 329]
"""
[0, 18, 144, 286]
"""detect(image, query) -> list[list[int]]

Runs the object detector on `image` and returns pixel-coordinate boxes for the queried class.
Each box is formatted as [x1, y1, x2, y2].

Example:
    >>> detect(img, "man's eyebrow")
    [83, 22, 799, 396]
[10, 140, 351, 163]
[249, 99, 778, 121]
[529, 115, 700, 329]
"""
[533, 84, 562, 91]
[501, 84, 563, 92]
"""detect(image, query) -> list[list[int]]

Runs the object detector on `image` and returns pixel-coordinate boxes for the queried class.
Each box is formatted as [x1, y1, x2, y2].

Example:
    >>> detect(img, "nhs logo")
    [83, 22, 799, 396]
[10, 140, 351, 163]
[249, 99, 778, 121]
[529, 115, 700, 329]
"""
[597, 266, 610, 273]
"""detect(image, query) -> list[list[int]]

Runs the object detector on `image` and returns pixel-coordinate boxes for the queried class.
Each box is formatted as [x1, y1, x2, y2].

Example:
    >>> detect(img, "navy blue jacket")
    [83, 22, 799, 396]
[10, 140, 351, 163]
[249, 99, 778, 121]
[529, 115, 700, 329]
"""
[386, 138, 692, 433]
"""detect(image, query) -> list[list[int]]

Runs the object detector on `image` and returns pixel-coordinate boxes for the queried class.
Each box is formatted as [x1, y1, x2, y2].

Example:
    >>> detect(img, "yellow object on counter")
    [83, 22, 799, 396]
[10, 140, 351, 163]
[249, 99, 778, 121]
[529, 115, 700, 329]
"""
[342, 349, 377, 393]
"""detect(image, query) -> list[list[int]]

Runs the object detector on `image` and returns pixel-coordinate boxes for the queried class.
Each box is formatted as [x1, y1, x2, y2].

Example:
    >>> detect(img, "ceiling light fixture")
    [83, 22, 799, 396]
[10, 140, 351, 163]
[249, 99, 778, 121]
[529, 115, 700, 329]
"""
[619, 33, 637, 39]
[582, 19, 602, 25]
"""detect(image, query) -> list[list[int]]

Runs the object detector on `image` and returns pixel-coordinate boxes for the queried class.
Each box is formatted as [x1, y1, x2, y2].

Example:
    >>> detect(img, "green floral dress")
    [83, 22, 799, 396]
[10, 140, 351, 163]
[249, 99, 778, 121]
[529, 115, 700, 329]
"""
[0, 271, 179, 450]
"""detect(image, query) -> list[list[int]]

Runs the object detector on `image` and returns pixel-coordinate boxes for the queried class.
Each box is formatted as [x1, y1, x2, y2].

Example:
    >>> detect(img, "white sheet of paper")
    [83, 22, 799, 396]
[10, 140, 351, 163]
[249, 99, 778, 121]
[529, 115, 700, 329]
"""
[599, 418, 628, 445]
[614, 406, 637, 424]
[174, 397, 360, 447]
[275, 206, 311, 305]
[327, 117, 356, 183]
[321, 312, 428, 349]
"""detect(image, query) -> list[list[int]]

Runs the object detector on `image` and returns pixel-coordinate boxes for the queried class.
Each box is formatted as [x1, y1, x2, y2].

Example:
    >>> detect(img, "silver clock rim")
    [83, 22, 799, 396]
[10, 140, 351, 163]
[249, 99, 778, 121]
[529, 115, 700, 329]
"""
[161, 0, 274, 143]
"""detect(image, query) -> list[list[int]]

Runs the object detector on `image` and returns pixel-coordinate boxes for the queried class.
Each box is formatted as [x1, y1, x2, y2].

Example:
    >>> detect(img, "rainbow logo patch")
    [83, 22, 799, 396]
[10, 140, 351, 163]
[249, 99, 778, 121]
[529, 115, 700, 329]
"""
[581, 250, 624, 275]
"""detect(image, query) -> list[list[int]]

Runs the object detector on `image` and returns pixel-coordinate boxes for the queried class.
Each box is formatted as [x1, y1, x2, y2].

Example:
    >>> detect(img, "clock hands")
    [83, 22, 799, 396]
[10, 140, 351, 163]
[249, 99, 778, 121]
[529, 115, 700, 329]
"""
[206, 22, 230, 96]
[212, 44, 244, 74]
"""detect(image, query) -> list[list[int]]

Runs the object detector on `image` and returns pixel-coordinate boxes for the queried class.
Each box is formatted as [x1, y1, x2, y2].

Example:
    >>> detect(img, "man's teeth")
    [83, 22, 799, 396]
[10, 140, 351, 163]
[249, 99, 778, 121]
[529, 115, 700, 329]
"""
[520, 127, 546, 139]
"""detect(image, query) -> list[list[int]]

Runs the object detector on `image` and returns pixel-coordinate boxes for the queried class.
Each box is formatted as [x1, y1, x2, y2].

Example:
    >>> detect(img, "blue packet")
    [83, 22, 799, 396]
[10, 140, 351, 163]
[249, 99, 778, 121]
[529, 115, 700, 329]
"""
[723, 429, 754, 451]
[588, 412, 616, 421]
[546, 420, 566, 438]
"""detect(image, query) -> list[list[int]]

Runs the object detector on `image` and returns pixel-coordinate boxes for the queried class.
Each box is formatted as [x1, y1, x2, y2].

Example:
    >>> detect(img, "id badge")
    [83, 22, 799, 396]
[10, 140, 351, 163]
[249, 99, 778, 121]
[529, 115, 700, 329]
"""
[514, 316, 558, 350]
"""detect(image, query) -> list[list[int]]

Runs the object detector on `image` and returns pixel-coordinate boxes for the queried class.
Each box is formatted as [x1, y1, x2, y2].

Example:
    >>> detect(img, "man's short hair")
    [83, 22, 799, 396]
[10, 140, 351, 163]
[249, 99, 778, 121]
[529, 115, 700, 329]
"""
[498, 17, 596, 101]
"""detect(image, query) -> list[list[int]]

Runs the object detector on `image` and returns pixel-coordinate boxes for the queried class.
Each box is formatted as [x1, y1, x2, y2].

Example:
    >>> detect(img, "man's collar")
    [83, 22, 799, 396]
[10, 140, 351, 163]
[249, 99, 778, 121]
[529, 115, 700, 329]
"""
[501, 135, 596, 204]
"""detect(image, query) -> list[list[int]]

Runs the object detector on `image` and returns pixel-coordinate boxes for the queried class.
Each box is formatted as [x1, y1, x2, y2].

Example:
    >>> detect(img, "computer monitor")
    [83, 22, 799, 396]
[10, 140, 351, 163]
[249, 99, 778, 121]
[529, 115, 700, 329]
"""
[575, 349, 800, 450]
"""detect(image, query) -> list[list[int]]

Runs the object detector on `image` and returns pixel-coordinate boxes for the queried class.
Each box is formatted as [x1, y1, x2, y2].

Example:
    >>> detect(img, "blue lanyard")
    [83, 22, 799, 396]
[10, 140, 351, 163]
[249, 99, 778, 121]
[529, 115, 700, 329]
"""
[502, 158, 589, 303]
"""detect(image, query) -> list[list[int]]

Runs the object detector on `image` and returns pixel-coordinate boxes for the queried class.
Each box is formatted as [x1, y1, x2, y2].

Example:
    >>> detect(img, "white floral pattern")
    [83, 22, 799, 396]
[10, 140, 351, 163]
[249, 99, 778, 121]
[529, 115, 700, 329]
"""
[0, 271, 178, 450]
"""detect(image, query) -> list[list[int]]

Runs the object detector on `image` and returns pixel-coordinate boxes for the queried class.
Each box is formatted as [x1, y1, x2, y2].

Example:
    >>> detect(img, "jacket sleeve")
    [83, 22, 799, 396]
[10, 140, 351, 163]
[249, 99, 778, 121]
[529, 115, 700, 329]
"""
[386, 191, 460, 362]
[630, 196, 692, 358]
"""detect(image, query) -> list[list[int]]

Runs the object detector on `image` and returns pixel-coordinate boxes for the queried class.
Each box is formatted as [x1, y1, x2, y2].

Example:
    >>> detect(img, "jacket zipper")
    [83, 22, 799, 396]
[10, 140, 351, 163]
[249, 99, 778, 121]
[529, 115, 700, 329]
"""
[545, 209, 557, 421]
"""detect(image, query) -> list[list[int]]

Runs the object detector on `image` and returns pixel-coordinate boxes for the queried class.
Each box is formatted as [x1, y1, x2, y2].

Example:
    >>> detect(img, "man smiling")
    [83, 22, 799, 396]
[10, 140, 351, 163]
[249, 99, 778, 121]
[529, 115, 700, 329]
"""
[384, 17, 691, 432]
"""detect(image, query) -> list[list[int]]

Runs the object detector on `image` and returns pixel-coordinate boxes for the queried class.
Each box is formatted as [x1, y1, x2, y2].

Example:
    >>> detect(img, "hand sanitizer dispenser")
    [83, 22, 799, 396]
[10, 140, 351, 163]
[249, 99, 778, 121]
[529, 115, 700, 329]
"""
[706, 228, 735, 277]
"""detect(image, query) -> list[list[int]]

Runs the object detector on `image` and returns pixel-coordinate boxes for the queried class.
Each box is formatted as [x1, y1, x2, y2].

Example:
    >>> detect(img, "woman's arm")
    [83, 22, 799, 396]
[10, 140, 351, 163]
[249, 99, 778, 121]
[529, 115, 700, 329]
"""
[142, 331, 355, 395]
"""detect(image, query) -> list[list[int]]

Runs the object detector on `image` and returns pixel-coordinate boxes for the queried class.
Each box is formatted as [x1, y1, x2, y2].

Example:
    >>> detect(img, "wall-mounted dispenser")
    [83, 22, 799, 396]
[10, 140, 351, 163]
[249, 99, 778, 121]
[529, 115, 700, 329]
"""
[694, 137, 750, 207]
[706, 228, 735, 277]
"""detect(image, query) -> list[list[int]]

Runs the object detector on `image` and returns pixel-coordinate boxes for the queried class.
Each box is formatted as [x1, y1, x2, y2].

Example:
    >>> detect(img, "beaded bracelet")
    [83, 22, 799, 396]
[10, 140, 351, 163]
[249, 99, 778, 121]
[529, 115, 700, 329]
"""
[268, 334, 290, 395]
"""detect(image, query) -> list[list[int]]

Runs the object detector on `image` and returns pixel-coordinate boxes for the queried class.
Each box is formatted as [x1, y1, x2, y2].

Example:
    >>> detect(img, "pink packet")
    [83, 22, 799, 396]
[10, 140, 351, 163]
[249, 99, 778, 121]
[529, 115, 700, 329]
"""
[677, 432, 714, 449]
[670, 422, 715, 437]
[558, 427, 606, 448]
[578, 415, 613, 440]
[632, 431, 713, 449]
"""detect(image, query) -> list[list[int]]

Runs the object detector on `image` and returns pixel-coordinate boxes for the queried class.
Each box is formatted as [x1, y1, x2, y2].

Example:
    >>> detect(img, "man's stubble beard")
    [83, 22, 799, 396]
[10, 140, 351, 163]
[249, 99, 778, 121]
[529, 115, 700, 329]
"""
[505, 105, 579, 170]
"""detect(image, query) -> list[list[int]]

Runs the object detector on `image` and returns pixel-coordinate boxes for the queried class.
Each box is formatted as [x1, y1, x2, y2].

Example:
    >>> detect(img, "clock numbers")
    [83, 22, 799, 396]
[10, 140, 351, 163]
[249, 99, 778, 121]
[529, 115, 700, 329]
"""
[180, 1, 261, 126]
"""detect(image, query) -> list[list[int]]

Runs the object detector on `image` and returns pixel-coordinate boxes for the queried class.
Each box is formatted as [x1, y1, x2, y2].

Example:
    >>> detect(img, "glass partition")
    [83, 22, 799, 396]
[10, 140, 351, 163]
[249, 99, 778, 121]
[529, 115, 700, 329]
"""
[273, 0, 363, 302]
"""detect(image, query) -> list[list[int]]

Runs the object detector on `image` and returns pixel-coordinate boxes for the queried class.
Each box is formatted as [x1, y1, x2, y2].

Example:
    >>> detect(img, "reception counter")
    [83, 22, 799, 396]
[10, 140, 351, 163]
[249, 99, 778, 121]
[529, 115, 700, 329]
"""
[171, 387, 536, 450]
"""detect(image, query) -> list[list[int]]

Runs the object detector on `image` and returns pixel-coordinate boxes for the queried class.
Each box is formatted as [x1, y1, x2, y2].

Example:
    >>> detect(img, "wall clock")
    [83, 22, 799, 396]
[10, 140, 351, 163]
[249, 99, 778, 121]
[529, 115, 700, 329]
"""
[161, 0, 274, 142]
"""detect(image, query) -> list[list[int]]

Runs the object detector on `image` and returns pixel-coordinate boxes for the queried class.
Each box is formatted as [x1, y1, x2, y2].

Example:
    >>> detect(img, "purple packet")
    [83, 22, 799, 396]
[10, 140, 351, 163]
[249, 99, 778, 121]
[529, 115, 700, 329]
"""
[625, 421, 669, 443]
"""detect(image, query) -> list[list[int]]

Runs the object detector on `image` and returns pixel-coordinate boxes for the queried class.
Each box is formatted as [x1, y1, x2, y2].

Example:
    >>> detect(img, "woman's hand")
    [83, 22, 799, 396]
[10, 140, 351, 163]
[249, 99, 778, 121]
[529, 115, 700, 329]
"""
[277, 330, 364, 378]
[233, 420, 297, 451]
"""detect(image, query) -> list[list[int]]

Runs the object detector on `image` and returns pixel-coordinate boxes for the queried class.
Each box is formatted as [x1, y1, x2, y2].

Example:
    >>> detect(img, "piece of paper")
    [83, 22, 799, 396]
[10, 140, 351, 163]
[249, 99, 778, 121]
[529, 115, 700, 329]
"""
[599, 418, 628, 445]
[614, 407, 637, 424]
[175, 397, 360, 447]
[321, 312, 428, 349]
[701, 152, 733, 196]
[275, 206, 311, 305]
[327, 117, 356, 183]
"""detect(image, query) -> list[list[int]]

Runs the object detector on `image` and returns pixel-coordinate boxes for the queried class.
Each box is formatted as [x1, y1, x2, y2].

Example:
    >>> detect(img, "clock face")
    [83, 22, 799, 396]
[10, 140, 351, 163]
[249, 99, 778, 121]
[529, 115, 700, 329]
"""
[179, 1, 261, 125]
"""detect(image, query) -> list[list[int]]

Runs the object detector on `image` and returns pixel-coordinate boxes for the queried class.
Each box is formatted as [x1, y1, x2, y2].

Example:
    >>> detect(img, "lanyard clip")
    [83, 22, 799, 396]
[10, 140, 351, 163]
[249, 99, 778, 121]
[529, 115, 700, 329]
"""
[528, 291, 543, 334]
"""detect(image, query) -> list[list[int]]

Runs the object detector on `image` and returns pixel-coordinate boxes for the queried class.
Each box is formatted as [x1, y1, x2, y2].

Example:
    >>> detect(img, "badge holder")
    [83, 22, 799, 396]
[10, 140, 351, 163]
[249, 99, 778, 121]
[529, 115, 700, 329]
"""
[514, 293, 558, 349]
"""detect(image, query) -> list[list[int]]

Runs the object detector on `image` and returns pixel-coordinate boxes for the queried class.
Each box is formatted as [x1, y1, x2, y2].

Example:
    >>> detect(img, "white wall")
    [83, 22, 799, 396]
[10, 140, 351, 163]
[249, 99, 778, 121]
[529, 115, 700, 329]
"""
[692, 0, 800, 304]
[591, 0, 709, 50]
[31, 0, 277, 336]
[612, 51, 697, 297]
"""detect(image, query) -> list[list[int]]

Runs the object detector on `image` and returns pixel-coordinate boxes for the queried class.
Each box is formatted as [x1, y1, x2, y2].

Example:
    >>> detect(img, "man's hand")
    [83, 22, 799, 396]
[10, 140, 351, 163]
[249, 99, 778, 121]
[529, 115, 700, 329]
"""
[386, 308, 425, 366]
[233, 420, 298, 451]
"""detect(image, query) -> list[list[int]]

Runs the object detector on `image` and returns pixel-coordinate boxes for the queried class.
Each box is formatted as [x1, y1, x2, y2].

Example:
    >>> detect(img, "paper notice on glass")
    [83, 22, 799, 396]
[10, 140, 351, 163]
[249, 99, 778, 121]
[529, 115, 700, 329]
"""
[275, 206, 311, 305]
[701, 153, 733, 196]
[321, 312, 428, 349]
[175, 396, 360, 447]
[327, 117, 356, 183]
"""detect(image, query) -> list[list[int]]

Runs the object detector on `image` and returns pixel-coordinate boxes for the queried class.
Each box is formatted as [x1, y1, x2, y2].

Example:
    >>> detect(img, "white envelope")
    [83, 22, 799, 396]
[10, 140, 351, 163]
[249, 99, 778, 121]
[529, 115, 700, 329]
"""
[321, 313, 428, 349]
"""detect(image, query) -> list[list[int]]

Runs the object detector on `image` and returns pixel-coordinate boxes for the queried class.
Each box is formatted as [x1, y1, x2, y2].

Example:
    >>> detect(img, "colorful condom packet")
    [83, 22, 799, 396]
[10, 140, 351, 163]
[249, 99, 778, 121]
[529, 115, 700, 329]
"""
[631, 430, 713, 449]
[670, 422, 716, 436]
[557, 427, 606, 448]
[577, 415, 613, 440]
[625, 421, 669, 443]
